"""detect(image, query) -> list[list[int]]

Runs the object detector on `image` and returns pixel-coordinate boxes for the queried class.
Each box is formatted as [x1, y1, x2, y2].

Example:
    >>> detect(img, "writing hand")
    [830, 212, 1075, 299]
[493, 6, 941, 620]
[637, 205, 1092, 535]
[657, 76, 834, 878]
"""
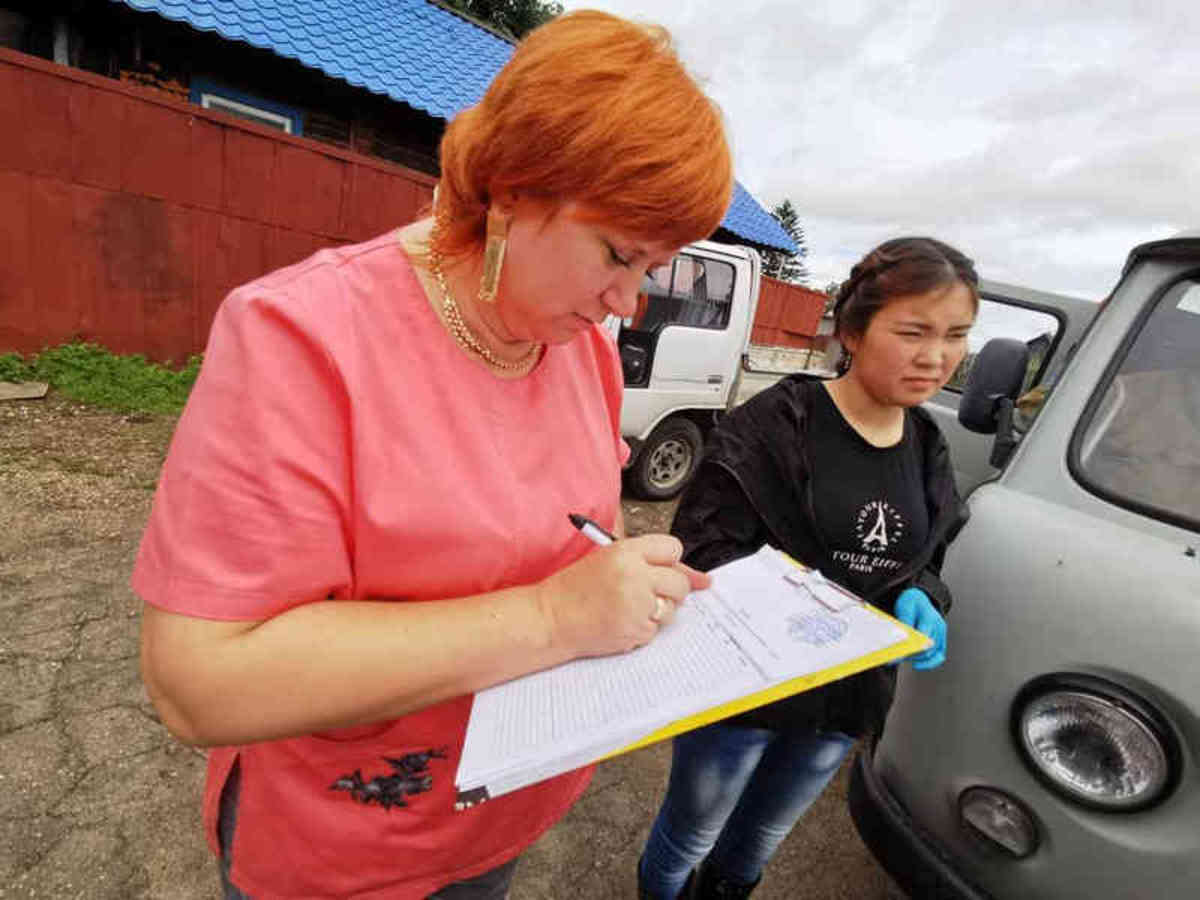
[537, 534, 709, 658]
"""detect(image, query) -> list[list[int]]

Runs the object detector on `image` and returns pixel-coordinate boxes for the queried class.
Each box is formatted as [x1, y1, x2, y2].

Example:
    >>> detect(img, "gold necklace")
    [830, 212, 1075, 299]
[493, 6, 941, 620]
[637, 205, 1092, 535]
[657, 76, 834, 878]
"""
[427, 233, 542, 373]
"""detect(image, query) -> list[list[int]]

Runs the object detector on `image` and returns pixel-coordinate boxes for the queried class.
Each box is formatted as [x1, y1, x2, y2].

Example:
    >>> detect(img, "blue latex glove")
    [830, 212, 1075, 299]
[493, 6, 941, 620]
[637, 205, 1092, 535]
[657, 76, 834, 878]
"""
[893, 587, 947, 670]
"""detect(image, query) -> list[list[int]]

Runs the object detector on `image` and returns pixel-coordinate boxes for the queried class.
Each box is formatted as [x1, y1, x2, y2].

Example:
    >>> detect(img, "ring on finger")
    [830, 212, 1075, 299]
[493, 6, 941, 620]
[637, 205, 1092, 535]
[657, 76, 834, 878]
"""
[650, 595, 669, 623]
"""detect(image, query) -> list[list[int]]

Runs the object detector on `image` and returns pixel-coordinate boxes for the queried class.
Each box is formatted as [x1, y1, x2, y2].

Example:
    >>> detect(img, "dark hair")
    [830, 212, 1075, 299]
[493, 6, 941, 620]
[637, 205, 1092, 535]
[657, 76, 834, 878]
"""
[832, 236, 979, 375]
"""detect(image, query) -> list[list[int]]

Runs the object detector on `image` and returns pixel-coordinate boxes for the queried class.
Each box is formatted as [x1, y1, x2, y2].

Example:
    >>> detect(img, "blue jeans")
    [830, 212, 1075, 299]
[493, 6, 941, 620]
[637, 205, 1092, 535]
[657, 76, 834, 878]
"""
[639, 723, 854, 899]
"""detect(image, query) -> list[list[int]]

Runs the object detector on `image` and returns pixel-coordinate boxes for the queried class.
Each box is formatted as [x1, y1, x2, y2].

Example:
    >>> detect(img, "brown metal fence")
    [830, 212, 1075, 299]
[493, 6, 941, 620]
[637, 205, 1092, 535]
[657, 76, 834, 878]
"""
[750, 276, 827, 349]
[0, 48, 435, 364]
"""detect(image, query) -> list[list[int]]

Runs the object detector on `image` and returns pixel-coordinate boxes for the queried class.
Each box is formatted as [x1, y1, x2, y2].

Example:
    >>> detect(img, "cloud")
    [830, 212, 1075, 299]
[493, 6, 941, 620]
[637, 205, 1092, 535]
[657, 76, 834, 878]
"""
[573, 0, 1198, 297]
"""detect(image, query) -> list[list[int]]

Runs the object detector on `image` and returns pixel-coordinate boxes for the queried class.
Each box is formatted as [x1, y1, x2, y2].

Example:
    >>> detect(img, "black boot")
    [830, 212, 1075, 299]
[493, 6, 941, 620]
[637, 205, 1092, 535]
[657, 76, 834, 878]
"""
[687, 859, 760, 900]
[636, 860, 695, 900]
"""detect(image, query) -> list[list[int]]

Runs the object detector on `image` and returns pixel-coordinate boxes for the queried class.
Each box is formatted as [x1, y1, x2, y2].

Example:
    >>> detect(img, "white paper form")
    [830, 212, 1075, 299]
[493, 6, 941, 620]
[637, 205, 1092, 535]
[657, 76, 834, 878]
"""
[455, 546, 916, 804]
[713, 548, 910, 680]
[456, 591, 763, 802]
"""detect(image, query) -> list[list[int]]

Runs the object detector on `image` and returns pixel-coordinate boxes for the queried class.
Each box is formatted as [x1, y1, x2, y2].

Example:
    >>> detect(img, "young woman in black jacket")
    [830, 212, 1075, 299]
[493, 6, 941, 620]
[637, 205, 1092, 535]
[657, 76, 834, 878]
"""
[638, 237, 977, 900]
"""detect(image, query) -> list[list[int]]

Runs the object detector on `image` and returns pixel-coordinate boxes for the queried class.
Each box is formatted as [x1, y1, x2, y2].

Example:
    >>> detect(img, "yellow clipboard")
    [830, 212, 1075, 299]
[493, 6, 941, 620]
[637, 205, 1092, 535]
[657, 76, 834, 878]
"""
[455, 548, 934, 805]
[599, 554, 931, 761]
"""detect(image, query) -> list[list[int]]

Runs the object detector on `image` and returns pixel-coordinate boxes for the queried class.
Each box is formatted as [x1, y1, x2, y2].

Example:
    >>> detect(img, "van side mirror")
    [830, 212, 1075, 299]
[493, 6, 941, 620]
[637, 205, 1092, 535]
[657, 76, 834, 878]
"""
[958, 338, 1030, 468]
[958, 338, 1030, 433]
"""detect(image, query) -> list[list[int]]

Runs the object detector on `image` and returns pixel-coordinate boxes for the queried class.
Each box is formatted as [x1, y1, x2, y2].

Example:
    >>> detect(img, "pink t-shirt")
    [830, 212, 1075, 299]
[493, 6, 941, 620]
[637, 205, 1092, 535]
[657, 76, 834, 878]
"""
[132, 230, 630, 898]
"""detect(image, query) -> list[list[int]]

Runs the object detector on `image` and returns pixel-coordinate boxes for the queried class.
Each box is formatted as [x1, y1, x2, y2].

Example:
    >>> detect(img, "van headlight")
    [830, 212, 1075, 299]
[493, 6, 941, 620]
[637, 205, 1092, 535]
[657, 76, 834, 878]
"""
[1014, 674, 1178, 812]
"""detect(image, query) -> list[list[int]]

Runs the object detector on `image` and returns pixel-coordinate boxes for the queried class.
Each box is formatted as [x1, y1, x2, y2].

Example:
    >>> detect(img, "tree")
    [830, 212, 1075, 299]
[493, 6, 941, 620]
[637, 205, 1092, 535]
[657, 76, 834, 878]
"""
[442, 0, 563, 40]
[821, 280, 841, 317]
[760, 199, 809, 285]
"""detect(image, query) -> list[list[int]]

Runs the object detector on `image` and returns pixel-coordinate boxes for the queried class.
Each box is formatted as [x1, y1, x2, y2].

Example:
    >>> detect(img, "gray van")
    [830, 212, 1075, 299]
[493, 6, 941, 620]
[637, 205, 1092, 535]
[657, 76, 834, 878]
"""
[850, 233, 1200, 899]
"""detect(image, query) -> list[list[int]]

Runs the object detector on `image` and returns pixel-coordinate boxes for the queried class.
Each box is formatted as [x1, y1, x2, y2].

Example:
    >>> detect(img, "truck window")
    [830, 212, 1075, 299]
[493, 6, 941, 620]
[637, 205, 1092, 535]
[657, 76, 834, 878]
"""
[628, 254, 735, 333]
[945, 298, 1062, 394]
[1073, 278, 1200, 530]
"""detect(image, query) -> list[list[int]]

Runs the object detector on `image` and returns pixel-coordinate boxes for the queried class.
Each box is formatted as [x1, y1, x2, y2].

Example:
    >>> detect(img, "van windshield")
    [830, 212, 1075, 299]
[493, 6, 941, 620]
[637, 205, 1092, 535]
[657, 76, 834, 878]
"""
[1075, 278, 1200, 530]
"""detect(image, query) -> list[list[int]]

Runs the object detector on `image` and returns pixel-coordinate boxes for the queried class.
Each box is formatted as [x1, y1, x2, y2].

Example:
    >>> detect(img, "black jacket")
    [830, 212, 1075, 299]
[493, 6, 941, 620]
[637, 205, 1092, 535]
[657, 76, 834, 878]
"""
[672, 376, 968, 736]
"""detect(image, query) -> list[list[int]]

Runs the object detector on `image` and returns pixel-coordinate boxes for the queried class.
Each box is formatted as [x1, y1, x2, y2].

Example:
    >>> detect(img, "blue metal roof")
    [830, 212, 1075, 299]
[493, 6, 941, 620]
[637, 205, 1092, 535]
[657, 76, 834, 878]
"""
[116, 0, 512, 121]
[722, 182, 797, 254]
[114, 0, 797, 253]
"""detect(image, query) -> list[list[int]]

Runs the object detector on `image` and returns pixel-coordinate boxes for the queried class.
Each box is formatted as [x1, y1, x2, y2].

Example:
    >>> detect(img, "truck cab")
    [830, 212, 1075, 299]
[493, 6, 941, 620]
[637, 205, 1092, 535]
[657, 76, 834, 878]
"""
[849, 233, 1200, 899]
[617, 239, 762, 499]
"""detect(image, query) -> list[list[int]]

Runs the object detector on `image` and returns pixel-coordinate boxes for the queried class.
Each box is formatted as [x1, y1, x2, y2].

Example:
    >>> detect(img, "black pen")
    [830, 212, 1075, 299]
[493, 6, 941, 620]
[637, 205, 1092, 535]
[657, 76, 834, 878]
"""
[568, 512, 616, 546]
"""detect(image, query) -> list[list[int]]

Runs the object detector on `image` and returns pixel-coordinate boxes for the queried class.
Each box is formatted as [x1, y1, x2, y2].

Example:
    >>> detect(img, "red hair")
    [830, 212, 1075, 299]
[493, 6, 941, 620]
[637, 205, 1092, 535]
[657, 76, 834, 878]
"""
[436, 10, 733, 259]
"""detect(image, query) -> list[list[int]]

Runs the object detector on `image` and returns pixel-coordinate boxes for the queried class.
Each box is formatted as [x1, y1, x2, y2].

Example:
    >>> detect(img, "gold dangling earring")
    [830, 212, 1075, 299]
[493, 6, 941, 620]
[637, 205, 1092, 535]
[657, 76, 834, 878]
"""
[477, 206, 510, 304]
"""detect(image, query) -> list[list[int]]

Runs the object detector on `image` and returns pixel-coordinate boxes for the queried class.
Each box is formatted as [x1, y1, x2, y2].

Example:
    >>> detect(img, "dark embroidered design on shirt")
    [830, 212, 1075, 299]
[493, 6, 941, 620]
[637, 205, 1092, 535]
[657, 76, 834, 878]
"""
[330, 748, 448, 810]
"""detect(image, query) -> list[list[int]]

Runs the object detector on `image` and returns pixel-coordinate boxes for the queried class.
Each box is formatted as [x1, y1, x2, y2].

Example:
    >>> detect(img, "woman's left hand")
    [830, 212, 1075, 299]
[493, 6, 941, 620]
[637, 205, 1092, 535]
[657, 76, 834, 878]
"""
[893, 587, 947, 670]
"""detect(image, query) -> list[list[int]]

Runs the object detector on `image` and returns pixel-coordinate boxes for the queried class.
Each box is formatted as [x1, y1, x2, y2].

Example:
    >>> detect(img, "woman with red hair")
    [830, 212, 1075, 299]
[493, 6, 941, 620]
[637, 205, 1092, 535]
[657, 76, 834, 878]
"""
[135, 11, 731, 899]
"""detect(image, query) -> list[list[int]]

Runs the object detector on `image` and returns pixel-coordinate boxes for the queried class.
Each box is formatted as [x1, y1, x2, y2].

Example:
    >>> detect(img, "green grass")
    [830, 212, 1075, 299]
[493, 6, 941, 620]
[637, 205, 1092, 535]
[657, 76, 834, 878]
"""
[0, 343, 201, 415]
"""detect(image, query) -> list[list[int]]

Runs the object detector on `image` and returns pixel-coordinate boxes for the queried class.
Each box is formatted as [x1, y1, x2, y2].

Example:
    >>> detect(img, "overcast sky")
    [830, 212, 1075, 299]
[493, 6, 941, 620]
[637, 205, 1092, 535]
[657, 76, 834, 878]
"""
[571, 0, 1197, 301]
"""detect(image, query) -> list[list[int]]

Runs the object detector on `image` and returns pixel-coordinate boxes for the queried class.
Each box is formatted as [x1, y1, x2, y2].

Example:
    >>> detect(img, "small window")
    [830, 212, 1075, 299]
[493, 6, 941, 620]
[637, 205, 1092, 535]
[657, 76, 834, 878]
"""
[945, 297, 1062, 394]
[201, 93, 293, 133]
[1072, 278, 1200, 530]
[626, 254, 735, 334]
[190, 77, 303, 136]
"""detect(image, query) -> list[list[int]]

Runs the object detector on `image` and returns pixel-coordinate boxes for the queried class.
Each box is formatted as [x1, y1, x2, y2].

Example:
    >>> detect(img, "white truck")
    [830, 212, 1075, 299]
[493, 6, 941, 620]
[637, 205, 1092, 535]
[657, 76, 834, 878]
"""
[614, 239, 765, 499]
[613, 242, 1093, 501]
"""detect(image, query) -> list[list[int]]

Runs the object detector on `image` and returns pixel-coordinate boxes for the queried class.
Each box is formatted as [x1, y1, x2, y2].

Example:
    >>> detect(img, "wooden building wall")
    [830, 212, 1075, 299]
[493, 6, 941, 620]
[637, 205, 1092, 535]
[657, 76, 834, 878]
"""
[0, 48, 435, 364]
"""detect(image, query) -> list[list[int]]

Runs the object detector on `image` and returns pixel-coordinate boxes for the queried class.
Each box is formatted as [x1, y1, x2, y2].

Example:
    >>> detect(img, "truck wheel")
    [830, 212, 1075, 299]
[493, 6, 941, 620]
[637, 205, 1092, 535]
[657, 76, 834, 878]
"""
[626, 418, 704, 500]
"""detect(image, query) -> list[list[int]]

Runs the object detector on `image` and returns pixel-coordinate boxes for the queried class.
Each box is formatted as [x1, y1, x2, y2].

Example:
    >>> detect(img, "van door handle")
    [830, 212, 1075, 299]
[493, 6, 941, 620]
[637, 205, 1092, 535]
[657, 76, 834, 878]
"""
[707, 375, 723, 384]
